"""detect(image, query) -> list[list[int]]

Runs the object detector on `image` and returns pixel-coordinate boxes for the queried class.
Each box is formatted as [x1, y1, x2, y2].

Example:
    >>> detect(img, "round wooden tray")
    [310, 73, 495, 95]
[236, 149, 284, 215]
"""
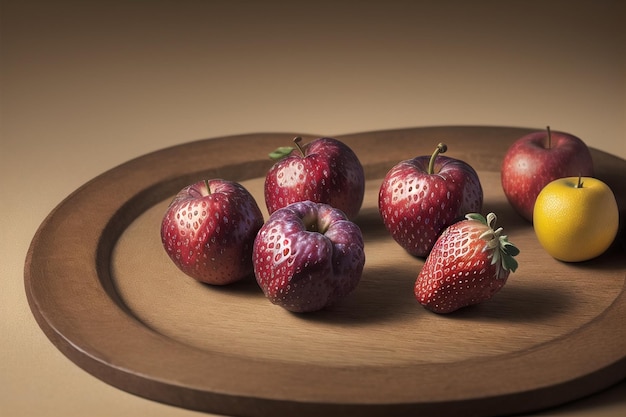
[25, 126, 626, 417]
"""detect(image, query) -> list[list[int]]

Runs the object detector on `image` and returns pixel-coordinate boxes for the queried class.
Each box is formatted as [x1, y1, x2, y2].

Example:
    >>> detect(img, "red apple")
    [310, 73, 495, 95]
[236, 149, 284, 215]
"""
[161, 179, 264, 285]
[501, 127, 594, 222]
[378, 143, 483, 257]
[252, 200, 365, 313]
[264, 136, 365, 220]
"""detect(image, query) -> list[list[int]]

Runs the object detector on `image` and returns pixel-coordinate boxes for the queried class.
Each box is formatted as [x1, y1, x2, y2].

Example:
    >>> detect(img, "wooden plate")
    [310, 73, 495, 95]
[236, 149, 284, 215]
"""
[25, 126, 626, 417]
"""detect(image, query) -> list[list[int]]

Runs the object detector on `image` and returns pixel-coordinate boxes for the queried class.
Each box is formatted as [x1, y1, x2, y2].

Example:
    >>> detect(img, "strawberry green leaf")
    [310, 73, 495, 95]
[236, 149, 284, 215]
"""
[474, 212, 520, 274]
[502, 252, 519, 272]
[502, 240, 520, 257]
[465, 212, 487, 224]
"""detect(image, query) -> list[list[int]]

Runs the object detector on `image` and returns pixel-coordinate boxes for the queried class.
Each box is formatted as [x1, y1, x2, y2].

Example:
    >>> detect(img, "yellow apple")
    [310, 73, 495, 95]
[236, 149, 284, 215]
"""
[533, 176, 619, 262]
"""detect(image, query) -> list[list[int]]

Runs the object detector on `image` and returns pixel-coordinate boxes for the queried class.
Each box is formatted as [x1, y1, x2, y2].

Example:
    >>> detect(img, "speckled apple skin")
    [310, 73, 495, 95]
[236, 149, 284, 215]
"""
[161, 180, 264, 285]
[378, 155, 483, 258]
[252, 201, 365, 313]
[264, 137, 365, 220]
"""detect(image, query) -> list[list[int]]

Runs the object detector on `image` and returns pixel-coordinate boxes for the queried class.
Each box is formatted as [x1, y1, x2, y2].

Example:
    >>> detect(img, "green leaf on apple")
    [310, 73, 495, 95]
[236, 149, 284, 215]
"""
[269, 146, 295, 160]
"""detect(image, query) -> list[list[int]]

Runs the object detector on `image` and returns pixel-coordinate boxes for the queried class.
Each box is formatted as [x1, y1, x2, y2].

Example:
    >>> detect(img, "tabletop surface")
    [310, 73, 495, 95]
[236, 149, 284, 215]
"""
[2, 1, 625, 416]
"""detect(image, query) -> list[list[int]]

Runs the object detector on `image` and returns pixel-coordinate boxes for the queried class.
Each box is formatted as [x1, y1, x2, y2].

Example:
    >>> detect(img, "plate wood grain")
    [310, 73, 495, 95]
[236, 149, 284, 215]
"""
[25, 126, 626, 417]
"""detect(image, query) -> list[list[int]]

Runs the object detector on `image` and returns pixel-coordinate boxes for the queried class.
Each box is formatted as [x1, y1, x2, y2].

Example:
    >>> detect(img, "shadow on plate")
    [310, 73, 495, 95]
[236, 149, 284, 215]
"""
[446, 281, 577, 323]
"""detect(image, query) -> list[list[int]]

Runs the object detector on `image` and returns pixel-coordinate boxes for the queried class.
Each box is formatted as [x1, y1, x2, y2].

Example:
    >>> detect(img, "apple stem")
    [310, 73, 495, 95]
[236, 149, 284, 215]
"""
[428, 143, 448, 174]
[546, 126, 552, 149]
[576, 173, 583, 188]
[293, 136, 305, 157]
[204, 179, 211, 195]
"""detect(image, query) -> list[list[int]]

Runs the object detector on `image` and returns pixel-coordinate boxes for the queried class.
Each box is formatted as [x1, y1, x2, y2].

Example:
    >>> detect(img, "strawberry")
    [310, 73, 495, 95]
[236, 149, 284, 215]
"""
[414, 212, 519, 313]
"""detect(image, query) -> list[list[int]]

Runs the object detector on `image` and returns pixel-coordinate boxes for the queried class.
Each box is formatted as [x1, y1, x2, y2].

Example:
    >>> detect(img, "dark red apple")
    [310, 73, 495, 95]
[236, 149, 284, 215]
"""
[264, 136, 365, 220]
[378, 143, 483, 257]
[161, 179, 264, 285]
[252, 200, 365, 313]
[501, 127, 594, 222]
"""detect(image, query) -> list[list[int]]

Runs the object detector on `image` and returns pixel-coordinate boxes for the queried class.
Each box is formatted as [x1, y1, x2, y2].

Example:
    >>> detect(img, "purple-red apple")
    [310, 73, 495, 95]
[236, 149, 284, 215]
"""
[252, 200, 365, 313]
[501, 127, 594, 222]
[264, 136, 365, 220]
[378, 143, 483, 257]
[161, 179, 264, 285]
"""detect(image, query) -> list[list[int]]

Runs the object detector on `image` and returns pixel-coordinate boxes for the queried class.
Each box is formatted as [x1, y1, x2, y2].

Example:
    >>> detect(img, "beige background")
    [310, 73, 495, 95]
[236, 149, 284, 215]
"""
[2, 1, 625, 416]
